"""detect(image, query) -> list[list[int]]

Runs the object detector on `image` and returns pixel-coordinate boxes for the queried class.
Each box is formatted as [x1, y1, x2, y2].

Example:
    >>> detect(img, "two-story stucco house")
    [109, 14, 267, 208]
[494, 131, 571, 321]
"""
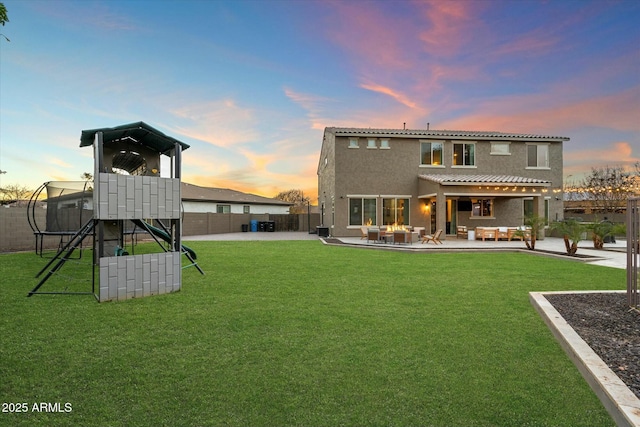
[317, 127, 569, 238]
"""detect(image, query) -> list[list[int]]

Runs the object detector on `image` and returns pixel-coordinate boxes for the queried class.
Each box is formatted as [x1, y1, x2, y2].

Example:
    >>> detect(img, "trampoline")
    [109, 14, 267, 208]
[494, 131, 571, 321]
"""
[28, 181, 93, 256]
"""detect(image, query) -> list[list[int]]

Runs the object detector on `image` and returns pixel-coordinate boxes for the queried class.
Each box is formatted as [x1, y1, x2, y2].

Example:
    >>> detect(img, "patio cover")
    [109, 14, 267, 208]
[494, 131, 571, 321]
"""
[419, 174, 551, 186]
[418, 174, 551, 198]
[79, 121, 190, 155]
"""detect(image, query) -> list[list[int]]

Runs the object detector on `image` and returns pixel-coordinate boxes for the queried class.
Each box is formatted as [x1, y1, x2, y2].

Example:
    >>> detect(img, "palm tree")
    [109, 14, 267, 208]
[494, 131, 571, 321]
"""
[551, 219, 586, 256]
[588, 219, 626, 249]
[516, 215, 546, 250]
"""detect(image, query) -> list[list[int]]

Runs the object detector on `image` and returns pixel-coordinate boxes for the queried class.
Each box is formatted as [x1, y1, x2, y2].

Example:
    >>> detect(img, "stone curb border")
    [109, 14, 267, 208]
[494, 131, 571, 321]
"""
[530, 291, 640, 427]
[321, 238, 608, 263]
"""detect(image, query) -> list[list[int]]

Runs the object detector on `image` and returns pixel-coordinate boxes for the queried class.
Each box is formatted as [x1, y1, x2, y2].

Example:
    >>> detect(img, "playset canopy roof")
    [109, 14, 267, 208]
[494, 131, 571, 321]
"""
[79, 121, 190, 154]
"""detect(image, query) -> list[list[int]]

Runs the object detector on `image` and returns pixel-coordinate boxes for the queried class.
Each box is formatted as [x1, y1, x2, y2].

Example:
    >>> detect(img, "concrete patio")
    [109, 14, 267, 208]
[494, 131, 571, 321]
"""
[185, 232, 629, 270]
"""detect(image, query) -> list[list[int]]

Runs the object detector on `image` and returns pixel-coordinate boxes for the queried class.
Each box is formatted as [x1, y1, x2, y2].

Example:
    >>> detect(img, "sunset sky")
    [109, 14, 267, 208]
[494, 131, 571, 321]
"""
[1, 0, 638, 201]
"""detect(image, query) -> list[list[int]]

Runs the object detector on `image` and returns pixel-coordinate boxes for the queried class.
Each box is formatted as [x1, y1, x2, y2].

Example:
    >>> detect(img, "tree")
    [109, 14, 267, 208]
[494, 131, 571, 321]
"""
[0, 3, 8, 27]
[515, 214, 546, 250]
[274, 189, 310, 214]
[81, 172, 94, 190]
[0, 183, 33, 206]
[551, 219, 587, 256]
[587, 218, 626, 250]
[565, 164, 639, 214]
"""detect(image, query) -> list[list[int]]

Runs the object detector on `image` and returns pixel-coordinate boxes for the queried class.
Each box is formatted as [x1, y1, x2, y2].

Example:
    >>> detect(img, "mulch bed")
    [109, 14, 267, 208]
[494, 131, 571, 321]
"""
[545, 292, 640, 399]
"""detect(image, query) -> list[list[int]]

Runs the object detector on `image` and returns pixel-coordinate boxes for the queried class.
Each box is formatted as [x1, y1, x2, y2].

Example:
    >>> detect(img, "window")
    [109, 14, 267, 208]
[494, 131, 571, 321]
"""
[471, 199, 493, 217]
[490, 142, 510, 155]
[349, 198, 377, 226]
[453, 143, 475, 166]
[380, 139, 390, 149]
[527, 144, 549, 168]
[367, 138, 377, 149]
[524, 199, 533, 218]
[243, 205, 250, 214]
[348, 138, 359, 148]
[420, 142, 443, 165]
[383, 198, 409, 225]
[217, 205, 231, 213]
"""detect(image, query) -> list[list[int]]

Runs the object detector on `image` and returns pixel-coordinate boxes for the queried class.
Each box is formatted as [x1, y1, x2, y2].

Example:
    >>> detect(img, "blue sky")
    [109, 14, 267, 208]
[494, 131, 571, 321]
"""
[1, 0, 638, 200]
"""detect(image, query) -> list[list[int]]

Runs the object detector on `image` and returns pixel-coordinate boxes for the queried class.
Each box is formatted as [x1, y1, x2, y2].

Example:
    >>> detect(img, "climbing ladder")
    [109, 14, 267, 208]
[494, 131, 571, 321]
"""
[28, 219, 97, 297]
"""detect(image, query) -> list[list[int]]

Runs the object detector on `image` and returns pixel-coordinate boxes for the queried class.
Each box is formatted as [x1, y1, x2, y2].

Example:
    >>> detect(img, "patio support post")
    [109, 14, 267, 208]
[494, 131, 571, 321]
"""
[436, 192, 446, 239]
[533, 195, 546, 239]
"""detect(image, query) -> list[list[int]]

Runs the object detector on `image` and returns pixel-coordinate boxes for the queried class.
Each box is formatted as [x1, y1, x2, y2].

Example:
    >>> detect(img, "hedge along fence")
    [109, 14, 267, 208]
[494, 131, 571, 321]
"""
[0, 208, 322, 253]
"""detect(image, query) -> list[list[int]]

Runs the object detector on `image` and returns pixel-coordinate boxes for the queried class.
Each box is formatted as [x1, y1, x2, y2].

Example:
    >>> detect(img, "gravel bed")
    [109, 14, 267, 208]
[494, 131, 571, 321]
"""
[545, 292, 640, 399]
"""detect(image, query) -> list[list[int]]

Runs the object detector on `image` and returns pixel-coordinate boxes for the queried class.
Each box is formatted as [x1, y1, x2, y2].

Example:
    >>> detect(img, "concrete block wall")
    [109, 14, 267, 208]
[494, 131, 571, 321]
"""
[96, 174, 180, 220]
[99, 252, 181, 302]
[0, 207, 38, 252]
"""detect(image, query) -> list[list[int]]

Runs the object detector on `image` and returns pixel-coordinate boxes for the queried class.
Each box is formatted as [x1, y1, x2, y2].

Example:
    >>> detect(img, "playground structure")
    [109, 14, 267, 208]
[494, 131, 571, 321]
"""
[29, 122, 203, 302]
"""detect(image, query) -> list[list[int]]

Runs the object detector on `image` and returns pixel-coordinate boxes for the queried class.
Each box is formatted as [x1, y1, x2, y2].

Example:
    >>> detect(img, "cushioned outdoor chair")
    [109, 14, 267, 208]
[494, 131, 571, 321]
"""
[367, 228, 381, 243]
[421, 229, 443, 244]
[456, 226, 468, 239]
[497, 227, 509, 240]
[393, 230, 411, 244]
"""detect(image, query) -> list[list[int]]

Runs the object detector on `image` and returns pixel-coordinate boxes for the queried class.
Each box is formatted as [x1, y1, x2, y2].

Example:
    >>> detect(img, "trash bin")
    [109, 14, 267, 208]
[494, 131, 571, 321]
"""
[241, 224, 249, 232]
[316, 226, 329, 237]
[266, 221, 275, 232]
[250, 220, 258, 232]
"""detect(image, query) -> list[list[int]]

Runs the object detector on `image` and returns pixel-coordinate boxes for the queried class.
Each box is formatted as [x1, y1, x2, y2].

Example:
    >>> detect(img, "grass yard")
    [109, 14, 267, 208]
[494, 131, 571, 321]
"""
[0, 240, 625, 426]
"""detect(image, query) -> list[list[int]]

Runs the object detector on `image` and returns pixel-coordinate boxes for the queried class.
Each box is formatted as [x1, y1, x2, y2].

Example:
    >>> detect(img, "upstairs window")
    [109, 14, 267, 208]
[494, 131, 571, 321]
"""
[527, 144, 549, 168]
[380, 139, 390, 149]
[490, 142, 510, 155]
[420, 142, 443, 165]
[367, 138, 377, 149]
[217, 205, 231, 214]
[348, 138, 359, 148]
[453, 143, 475, 166]
[243, 205, 250, 214]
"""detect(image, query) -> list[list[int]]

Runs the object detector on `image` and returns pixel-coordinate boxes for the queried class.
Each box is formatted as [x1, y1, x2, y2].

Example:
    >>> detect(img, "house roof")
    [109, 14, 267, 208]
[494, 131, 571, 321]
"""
[181, 182, 292, 206]
[419, 174, 551, 186]
[326, 127, 570, 141]
[80, 121, 190, 154]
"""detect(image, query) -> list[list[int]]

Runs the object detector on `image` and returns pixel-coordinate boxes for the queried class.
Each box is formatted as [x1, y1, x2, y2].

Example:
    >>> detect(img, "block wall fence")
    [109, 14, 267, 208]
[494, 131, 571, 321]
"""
[0, 208, 322, 253]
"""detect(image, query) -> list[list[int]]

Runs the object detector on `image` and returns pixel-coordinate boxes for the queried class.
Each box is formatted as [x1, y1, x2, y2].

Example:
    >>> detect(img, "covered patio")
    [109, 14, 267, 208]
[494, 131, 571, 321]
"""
[417, 174, 562, 238]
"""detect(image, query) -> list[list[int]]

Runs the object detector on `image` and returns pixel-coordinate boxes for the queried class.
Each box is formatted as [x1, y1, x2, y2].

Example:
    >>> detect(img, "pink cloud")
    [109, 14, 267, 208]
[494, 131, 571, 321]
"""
[416, 0, 485, 57]
[323, 2, 413, 70]
[436, 86, 640, 135]
[360, 81, 419, 109]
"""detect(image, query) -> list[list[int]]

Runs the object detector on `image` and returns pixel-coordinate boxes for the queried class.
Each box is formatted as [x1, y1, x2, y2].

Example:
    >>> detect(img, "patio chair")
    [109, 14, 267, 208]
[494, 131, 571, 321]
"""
[367, 228, 381, 243]
[393, 230, 411, 244]
[360, 226, 368, 239]
[497, 227, 509, 240]
[456, 226, 468, 239]
[421, 229, 443, 244]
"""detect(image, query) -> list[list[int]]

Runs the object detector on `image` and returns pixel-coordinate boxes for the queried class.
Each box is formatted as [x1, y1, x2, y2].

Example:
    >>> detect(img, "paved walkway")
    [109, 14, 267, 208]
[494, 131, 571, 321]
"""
[185, 231, 630, 270]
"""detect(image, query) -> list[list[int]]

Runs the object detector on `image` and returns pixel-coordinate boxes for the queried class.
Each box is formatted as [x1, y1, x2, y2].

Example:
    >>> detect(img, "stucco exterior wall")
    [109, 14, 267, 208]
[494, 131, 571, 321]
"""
[318, 129, 565, 238]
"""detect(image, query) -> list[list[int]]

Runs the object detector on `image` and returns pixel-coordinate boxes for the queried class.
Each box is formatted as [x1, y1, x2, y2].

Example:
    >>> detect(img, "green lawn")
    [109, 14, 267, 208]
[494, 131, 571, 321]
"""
[0, 241, 625, 426]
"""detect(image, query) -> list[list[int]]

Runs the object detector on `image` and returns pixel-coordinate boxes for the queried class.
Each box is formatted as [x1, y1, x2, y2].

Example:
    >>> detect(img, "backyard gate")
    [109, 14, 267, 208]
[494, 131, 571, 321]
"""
[628, 197, 639, 309]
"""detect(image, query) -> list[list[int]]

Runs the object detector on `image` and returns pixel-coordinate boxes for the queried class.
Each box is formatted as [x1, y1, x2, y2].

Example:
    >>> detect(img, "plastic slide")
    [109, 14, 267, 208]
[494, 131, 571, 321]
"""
[132, 219, 197, 260]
